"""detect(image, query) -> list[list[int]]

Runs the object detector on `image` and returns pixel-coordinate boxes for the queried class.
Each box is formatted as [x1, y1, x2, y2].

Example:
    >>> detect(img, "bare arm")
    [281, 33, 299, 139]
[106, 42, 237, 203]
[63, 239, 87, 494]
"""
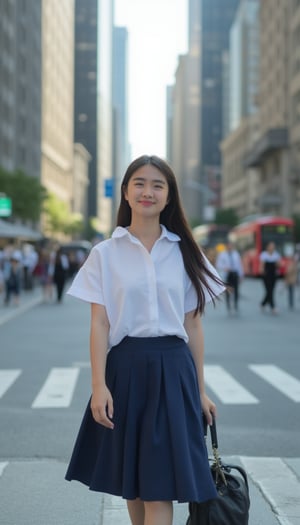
[89, 303, 114, 429]
[184, 310, 216, 425]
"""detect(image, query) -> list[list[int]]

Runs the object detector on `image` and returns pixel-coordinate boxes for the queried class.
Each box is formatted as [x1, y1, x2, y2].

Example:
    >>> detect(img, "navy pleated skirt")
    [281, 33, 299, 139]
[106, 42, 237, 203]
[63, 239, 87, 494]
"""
[65, 336, 217, 503]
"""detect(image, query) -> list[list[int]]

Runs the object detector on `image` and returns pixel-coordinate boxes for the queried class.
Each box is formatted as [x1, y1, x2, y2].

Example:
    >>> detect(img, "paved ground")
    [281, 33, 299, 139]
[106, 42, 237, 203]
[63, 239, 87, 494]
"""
[1, 280, 300, 524]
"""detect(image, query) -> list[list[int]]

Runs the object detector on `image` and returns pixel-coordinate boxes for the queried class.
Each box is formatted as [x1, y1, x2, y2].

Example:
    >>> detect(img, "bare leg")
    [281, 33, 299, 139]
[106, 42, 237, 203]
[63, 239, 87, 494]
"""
[144, 501, 173, 525]
[127, 498, 145, 525]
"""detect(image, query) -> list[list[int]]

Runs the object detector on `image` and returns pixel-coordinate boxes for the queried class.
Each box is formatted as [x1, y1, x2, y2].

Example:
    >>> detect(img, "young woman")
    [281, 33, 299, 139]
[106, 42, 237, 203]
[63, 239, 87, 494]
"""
[65, 155, 225, 525]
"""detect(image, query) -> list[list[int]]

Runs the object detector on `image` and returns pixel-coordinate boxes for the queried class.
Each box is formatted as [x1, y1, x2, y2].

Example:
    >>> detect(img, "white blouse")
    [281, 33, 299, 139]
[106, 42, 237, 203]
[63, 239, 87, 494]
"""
[67, 225, 225, 347]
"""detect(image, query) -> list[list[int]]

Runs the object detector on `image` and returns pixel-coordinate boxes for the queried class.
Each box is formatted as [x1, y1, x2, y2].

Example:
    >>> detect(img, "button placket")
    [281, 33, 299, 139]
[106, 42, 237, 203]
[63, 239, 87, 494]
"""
[132, 239, 159, 329]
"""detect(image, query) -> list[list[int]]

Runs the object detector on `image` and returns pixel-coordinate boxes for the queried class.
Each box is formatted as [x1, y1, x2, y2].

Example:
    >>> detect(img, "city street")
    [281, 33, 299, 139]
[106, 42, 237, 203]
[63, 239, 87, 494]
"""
[0, 278, 300, 525]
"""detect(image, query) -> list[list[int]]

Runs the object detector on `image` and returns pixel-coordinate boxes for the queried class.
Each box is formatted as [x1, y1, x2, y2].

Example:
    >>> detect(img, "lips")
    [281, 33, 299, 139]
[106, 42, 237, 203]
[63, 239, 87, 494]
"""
[139, 201, 154, 206]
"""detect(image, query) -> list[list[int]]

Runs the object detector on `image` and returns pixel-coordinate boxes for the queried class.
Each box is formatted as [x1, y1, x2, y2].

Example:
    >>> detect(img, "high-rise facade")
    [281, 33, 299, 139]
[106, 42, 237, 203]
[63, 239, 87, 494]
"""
[74, 0, 113, 234]
[221, 0, 260, 217]
[228, 0, 259, 133]
[244, 0, 290, 216]
[112, 26, 129, 220]
[170, 0, 239, 223]
[74, 0, 99, 219]
[198, 0, 239, 217]
[222, 0, 300, 219]
[41, 0, 75, 209]
[97, 0, 113, 234]
[0, 0, 42, 177]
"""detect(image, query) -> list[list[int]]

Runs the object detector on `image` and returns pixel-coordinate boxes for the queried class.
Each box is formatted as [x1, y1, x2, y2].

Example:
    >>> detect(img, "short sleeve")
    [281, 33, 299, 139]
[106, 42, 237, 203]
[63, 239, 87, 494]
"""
[67, 246, 104, 304]
[184, 252, 225, 312]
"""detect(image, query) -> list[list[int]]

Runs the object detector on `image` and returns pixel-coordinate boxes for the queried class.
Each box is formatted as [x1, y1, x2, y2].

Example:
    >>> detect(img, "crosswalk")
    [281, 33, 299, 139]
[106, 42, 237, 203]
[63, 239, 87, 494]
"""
[0, 364, 300, 409]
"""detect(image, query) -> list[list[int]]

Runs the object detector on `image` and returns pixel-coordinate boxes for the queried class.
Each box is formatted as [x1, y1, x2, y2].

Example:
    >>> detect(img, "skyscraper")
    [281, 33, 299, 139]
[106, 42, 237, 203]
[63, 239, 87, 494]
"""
[190, 0, 239, 220]
[228, 0, 259, 134]
[0, 0, 42, 178]
[112, 26, 129, 217]
[74, 0, 114, 233]
[41, 0, 75, 209]
[74, 0, 99, 219]
[201, 0, 239, 209]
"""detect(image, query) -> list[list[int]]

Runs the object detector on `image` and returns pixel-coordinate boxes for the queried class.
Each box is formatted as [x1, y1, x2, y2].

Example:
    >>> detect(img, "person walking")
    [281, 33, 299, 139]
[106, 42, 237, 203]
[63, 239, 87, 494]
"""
[284, 256, 298, 310]
[3, 255, 22, 306]
[216, 241, 244, 314]
[260, 241, 281, 314]
[53, 248, 69, 303]
[65, 155, 225, 525]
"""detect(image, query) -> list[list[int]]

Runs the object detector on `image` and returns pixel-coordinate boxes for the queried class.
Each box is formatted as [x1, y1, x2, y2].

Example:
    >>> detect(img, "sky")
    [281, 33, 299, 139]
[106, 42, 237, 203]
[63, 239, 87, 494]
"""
[114, 0, 188, 160]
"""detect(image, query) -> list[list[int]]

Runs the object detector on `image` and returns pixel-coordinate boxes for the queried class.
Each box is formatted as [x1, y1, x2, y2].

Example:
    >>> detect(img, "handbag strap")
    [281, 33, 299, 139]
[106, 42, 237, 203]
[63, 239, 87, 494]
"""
[202, 414, 218, 449]
[203, 414, 249, 490]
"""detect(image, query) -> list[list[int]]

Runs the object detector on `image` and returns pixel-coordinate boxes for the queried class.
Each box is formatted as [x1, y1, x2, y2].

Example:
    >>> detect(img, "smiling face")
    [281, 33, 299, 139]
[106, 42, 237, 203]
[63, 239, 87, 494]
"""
[123, 164, 169, 221]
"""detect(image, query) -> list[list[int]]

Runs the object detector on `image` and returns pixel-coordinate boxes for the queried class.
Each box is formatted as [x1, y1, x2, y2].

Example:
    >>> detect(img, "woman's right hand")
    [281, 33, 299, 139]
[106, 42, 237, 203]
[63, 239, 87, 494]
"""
[90, 385, 114, 429]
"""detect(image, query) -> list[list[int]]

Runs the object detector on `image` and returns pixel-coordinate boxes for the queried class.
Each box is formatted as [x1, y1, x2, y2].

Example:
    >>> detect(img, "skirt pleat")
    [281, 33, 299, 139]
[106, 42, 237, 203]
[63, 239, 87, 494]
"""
[65, 336, 217, 503]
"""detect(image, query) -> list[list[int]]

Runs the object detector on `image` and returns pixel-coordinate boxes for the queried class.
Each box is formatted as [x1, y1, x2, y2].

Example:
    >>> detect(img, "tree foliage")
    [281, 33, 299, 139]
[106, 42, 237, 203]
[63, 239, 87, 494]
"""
[0, 166, 47, 222]
[215, 207, 239, 227]
[43, 193, 84, 236]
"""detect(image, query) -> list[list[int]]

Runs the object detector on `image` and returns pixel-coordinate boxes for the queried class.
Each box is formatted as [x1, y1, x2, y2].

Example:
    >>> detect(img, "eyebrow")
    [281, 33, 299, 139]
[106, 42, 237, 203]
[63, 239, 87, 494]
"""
[132, 176, 166, 184]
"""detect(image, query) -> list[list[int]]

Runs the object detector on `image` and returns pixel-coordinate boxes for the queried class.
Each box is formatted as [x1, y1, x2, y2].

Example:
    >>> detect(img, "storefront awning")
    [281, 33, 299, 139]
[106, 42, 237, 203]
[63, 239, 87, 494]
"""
[0, 219, 43, 241]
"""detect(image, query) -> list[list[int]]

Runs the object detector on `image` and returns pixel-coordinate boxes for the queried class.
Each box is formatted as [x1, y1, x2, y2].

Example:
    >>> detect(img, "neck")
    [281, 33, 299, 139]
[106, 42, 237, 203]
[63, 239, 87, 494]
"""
[128, 219, 161, 239]
[128, 220, 162, 251]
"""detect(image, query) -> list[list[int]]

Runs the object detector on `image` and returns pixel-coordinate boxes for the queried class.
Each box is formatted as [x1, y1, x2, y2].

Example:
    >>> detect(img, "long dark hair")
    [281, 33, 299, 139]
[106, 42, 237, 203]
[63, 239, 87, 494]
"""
[117, 155, 224, 315]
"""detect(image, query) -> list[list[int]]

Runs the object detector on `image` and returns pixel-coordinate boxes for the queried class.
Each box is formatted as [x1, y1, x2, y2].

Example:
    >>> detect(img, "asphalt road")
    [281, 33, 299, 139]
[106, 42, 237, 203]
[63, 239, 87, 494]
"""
[0, 278, 299, 525]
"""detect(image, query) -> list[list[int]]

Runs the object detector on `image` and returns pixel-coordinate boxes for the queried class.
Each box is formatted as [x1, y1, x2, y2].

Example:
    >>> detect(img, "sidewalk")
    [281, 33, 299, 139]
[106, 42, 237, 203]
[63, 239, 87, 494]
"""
[0, 456, 290, 525]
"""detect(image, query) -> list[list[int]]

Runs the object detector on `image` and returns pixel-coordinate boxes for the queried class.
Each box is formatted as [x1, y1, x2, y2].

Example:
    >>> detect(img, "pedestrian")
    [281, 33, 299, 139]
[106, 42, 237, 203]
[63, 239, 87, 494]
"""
[216, 241, 244, 314]
[284, 256, 298, 310]
[35, 249, 54, 303]
[3, 255, 22, 306]
[53, 248, 69, 303]
[260, 241, 281, 314]
[65, 155, 225, 525]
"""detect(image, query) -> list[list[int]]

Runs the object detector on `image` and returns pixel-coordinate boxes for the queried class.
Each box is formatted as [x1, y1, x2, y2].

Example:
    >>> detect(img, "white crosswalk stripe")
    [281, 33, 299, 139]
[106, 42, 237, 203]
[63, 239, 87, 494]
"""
[0, 369, 22, 399]
[249, 365, 300, 402]
[32, 367, 80, 408]
[204, 365, 259, 404]
[0, 462, 8, 477]
[0, 364, 300, 408]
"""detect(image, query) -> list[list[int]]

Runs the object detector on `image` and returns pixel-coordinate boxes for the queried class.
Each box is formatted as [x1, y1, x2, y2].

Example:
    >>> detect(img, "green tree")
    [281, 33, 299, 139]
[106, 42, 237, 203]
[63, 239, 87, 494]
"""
[215, 208, 239, 227]
[64, 213, 84, 236]
[0, 167, 47, 221]
[43, 193, 84, 237]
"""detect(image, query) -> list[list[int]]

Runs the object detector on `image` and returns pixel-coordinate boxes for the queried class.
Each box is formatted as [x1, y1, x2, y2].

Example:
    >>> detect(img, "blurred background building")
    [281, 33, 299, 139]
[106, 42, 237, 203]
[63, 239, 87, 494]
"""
[1, 0, 300, 243]
[41, 0, 75, 230]
[0, 0, 42, 178]
[112, 26, 130, 221]
[168, 0, 239, 225]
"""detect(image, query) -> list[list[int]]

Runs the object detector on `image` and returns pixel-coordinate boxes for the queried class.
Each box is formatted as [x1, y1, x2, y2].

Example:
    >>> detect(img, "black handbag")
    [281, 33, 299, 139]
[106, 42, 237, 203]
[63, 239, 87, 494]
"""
[186, 417, 250, 525]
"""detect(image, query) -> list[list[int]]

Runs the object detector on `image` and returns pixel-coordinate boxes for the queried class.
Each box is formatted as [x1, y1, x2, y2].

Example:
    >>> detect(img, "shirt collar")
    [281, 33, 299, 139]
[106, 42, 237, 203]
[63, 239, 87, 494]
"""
[112, 225, 180, 242]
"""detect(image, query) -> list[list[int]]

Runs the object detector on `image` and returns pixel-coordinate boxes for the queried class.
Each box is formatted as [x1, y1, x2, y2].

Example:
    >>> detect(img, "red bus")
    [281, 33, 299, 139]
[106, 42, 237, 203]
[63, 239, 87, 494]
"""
[229, 216, 295, 276]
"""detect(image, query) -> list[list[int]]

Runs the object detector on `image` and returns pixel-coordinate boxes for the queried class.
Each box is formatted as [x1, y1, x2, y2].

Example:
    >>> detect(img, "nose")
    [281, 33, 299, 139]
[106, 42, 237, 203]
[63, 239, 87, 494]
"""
[142, 185, 153, 198]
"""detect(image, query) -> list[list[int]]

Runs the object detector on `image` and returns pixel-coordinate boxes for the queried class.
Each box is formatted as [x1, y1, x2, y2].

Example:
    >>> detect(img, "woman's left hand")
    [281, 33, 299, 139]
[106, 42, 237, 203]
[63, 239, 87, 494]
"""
[201, 393, 216, 426]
